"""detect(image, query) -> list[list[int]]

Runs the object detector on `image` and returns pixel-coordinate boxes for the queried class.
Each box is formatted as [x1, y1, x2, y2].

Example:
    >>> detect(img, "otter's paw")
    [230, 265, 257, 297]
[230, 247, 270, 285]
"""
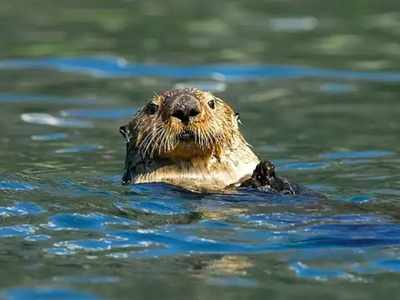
[242, 160, 298, 195]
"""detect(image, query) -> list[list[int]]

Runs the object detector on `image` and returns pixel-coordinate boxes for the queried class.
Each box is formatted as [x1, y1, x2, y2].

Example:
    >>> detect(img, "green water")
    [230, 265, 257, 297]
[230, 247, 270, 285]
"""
[1, 1, 400, 299]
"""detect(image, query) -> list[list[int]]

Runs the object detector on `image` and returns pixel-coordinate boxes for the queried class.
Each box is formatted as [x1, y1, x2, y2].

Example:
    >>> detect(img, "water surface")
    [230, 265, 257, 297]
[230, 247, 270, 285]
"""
[1, 1, 400, 299]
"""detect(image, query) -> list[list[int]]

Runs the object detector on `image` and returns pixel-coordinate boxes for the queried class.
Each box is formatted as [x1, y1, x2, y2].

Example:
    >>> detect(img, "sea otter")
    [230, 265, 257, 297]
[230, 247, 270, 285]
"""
[119, 88, 297, 194]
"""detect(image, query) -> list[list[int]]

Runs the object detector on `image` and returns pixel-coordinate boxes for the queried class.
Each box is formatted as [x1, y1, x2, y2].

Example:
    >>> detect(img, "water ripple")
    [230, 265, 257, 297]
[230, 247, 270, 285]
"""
[239, 213, 389, 230]
[320, 83, 356, 94]
[206, 276, 258, 287]
[269, 17, 318, 32]
[373, 259, 400, 273]
[116, 199, 189, 216]
[343, 194, 374, 204]
[21, 113, 93, 128]
[24, 234, 51, 242]
[279, 161, 330, 171]
[289, 261, 358, 281]
[2, 287, 102, 300]
[55, 144, 103, 154]
[31, 133, 68, 141]
[45, 212, 400, 259]
[53, 275, 120, 284]
[60, 108, 136, 120]
[50, 233, 157, 255]
[0, 93, 96, 104]
[0, 201, 44, 217]
[0, 225, 36, 238]
[2, 57, 400, 82]
[46, 213, 139, 231]
[0, 180, 36, 191]
[320, 150, 395, 160]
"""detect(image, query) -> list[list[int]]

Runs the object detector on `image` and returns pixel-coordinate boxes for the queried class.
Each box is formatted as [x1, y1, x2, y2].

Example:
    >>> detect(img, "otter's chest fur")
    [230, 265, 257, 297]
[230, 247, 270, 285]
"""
[130, 144, 260, 192]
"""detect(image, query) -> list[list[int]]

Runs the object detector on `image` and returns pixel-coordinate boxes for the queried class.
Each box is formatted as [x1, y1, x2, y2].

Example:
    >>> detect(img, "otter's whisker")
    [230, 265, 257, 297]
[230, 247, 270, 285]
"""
[196, 127, 203, 149]
[158, 127, 169, 155]
[145, 126, 164, 158]
[166, 127, 176, 153]
[199, 127, 209, 150]
[140, 126, 159, 158]
[150, 126, 165, 157]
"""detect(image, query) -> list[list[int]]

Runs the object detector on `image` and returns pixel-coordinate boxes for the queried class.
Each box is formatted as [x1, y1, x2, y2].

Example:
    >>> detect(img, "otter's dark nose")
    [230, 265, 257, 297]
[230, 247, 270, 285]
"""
[171, 95, 200, 123]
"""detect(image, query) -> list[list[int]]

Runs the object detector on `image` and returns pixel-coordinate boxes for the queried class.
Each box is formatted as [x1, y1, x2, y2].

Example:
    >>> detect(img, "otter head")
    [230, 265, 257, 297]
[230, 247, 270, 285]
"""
[120, 88, 242, 161]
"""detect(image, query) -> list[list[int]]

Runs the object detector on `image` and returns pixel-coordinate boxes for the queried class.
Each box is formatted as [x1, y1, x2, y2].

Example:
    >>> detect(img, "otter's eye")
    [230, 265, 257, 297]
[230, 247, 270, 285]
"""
[208, 99, 215, 109]
[145, 103, 158, 115]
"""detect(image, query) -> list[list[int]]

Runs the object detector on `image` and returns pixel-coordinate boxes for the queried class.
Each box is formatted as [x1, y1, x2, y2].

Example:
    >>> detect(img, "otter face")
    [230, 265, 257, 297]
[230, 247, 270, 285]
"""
[122, 88, 241, 160]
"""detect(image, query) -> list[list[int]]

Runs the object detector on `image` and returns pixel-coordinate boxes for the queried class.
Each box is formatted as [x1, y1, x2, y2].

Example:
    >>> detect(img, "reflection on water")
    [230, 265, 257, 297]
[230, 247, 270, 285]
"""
[1, 0, 400, 299]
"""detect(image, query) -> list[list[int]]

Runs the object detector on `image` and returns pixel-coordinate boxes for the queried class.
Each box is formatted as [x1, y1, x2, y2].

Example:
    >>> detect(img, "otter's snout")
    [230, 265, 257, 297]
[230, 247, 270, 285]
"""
[171, 95, 200, 124]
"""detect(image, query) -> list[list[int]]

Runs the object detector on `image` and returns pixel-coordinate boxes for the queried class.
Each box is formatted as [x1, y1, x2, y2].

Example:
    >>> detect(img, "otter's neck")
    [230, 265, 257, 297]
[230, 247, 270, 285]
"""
[132, 137, 260, 192]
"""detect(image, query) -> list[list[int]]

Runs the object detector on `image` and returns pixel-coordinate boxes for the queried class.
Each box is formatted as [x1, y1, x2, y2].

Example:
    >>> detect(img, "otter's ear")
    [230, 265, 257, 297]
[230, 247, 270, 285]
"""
[119, 125, 131, 143]
[235, 112, 242, 125]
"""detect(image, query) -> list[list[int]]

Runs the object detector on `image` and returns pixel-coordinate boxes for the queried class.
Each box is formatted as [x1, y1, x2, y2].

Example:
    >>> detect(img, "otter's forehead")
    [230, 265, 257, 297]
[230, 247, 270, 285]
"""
[154, 88, 213, 104]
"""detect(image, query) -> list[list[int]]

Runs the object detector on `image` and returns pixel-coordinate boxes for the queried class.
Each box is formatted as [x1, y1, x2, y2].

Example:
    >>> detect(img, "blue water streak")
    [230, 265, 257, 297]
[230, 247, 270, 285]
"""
[289, 261, 356, 281]
[2, 287, 102, 300]
[47, 213, 139, 231]
[60, 108, 137, 120]
[0, 225, 36, 238]
[0, 202, 44, 217]
[2, 56, 400, 82]
[320, 150, 395, 160]
[0, 181, 36, 191]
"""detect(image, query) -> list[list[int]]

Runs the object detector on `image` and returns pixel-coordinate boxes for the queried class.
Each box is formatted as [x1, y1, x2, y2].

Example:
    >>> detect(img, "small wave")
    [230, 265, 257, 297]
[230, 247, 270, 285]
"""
[0, 93, 96, 104]
[54, 144, 103, 154]
[60, 108, 136, 120]
[0, 201, 44, 217]
[2, 287, 102, 300]
[0, 225, 36, 238]
[2, 56, 400, 82]
[289, 261, 360, 281]
[46, 212, 139, 231]
[0, 180, 36, 191]
[115, 199, 189, 216]
[31, 132, 68, 141]
[320, 150, 395, 160]
[21, 113, 93, 128]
